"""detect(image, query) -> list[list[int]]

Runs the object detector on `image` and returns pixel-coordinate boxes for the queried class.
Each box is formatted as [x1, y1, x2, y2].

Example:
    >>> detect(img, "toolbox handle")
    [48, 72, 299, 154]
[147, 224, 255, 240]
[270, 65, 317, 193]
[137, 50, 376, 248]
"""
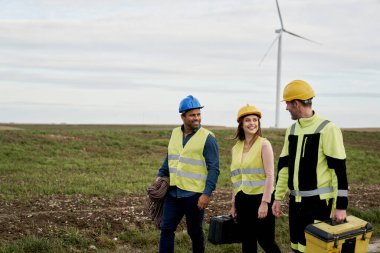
[330, 218, 347, 226]
[214, 215, 238, 224]
[228, 215, 238, 224]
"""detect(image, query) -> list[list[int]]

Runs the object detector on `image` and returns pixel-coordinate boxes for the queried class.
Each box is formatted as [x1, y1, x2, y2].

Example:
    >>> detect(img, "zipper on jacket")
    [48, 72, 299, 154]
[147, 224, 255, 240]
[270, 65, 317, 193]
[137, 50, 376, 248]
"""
[301, 136, 308, 158]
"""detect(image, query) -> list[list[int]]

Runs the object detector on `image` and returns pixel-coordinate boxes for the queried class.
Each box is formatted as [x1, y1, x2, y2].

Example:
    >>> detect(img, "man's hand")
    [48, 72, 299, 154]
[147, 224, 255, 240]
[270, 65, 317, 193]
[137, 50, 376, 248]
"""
[197, 194, 210, 210]
[272, 200, 282, 217]
[333, 209, 347, 223]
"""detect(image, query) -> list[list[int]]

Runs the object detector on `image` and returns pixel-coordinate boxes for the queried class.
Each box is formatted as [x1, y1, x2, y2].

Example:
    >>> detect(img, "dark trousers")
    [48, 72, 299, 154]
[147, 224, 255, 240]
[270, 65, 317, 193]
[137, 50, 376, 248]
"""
[289, 196, 333, 252]
[159, 193, 205, 253]
[235, 191, 281, 253]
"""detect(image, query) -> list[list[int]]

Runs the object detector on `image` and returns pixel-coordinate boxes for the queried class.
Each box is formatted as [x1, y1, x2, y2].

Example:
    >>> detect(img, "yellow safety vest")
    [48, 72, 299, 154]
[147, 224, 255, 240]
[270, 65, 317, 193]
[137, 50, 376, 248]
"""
[230, 136, 270, 196]
[168, 127, 212, 193]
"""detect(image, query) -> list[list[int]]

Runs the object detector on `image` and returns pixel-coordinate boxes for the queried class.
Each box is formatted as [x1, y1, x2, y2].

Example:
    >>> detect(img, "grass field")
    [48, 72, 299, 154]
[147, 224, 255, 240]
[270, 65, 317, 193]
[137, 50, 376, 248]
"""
[0, 124, 379, 252]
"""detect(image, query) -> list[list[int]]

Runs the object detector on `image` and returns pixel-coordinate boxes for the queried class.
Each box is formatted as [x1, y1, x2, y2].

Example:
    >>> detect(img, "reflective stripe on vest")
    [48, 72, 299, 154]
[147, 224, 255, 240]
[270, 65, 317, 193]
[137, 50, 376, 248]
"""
[230, 168, 265, 177]
[289, 120, 332, 199]
[168, 154, 180, 161]
[290, 119, 330, 135]
[290, 186, 333, 197]
[233, 180, 265, 188]
[230, 137, 268, 195]
[179, 157, 206, 167]
[169, 155, 206, 167]
[167, 127, 211, 193]
[168, 167, 207, 180]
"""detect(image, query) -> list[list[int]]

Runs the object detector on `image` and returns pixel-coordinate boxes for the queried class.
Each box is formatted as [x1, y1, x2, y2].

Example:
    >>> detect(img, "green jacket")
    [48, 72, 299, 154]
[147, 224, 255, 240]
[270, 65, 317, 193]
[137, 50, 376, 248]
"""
[275, 113, 348, 209]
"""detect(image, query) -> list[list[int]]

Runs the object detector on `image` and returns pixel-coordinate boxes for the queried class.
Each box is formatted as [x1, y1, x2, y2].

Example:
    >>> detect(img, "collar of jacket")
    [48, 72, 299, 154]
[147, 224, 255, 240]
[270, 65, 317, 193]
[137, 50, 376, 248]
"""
[297, 111, 318, 128]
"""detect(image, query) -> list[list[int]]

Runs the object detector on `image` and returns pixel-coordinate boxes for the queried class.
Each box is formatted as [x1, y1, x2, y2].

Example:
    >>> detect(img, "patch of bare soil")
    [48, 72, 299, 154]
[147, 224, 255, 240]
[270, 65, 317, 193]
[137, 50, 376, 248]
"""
[348, 184, 380, 210]
[41, 134, 79, 141]
[0, 194, 147, 242]
[0, 184, 379, 245]
[0, 126, 23, 131]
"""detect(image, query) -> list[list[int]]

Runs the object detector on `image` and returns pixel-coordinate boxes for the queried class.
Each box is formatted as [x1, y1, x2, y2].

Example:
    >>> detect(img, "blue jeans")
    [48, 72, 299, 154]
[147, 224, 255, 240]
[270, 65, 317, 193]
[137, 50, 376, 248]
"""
[159, 193, 205, 253]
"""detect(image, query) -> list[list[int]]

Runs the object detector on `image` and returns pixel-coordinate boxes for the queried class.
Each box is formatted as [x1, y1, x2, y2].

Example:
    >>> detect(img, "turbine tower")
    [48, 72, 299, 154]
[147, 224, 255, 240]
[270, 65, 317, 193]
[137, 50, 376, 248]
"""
[260, 0, 319, 128]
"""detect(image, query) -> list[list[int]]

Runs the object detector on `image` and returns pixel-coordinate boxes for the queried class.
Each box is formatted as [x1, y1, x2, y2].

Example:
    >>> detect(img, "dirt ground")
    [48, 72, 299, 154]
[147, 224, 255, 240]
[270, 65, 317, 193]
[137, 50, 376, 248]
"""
[0, 184, 379, 248]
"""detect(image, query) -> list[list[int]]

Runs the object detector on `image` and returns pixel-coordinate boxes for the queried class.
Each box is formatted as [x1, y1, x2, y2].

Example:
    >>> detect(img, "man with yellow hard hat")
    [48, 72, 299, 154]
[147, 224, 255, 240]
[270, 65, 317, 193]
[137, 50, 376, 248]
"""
[272, 80, 348, 253]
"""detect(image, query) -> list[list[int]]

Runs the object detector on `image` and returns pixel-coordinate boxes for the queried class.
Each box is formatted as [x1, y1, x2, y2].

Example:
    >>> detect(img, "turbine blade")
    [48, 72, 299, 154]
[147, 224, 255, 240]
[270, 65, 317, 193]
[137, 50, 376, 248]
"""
[275, 0, 284, 29]
[284, 29, 322, 45]
[259, 33, 281, 66]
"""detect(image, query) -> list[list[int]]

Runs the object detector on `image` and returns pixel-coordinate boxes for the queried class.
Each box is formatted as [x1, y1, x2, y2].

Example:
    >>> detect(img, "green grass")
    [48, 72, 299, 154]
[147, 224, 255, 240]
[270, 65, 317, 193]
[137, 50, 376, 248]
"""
[0, 125, 166, 199]
[0, 236, 58, 253]
[343, 131, 380, 183]
[0, 124, 379, 252]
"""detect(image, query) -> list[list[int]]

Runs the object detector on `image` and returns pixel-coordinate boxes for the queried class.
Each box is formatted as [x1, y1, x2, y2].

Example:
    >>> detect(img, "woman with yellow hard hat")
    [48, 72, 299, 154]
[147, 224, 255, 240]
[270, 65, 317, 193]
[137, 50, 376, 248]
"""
[229, 104, 281, 253]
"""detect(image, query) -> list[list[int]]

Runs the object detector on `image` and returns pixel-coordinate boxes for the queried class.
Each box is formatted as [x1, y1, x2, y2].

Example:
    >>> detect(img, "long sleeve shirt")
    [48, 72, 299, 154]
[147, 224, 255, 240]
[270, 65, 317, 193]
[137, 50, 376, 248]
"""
[157, 125, 220, 197]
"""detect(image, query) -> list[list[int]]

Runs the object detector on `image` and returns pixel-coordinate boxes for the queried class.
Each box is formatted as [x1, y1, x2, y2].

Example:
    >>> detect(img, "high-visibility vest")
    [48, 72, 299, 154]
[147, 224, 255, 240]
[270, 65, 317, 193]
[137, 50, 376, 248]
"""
[230, 136, 270, 196]
[168, 127, 212, 193]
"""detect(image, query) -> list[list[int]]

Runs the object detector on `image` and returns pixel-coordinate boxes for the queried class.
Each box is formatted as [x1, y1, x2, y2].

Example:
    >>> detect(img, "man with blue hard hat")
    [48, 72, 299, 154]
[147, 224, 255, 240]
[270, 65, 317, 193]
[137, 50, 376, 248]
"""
[156, 95, 220, 253]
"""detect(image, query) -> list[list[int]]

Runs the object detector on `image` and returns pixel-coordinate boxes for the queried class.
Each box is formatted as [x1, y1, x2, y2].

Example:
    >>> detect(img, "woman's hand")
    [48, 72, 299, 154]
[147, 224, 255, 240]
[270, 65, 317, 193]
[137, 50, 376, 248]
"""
[258, 201, 268, 219]
[229, 205, 237, 218]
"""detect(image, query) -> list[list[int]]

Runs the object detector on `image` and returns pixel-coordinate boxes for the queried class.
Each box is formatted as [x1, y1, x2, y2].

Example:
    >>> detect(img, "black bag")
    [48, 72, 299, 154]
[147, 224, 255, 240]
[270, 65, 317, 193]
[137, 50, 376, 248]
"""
[208, 215, 242, 244]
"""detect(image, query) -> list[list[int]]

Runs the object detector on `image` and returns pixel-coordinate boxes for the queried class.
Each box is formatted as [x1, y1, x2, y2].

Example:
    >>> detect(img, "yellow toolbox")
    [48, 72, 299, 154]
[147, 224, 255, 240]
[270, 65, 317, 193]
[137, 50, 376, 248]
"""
[305, 216, 372, 253]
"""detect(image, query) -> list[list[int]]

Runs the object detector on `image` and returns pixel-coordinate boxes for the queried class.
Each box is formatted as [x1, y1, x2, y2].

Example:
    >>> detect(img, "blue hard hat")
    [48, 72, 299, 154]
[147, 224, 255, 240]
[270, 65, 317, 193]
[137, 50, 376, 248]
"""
[179, 95, 204, 113]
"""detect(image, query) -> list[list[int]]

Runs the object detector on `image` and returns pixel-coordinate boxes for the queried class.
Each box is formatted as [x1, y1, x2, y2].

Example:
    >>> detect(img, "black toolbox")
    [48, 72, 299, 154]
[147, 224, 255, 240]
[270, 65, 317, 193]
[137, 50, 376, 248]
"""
[208, 215, 241, 244]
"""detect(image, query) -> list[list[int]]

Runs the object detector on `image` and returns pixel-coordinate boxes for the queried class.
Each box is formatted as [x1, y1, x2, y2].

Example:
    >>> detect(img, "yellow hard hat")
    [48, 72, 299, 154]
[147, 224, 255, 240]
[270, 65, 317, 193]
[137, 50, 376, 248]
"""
[237, 104, 262, 122]
[283, 80, 315, 101]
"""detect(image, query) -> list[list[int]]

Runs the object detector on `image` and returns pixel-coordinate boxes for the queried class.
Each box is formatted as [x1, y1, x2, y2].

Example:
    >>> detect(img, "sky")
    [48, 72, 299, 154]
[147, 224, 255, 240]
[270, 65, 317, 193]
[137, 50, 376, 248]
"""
[1, 0, 379, 128]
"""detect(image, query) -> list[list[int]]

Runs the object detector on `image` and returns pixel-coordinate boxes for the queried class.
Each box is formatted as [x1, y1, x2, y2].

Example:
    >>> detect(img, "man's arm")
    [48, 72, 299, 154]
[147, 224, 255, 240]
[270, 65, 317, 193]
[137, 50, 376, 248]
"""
[274, 128, 291, 201]
[324, 124, 348, 210]
[273, 129, 290, 217]
[202, 134, 220, 197]
[157, 155, 169, 178]
[197, 134, 219, 210]
[323, 124, 348, 222]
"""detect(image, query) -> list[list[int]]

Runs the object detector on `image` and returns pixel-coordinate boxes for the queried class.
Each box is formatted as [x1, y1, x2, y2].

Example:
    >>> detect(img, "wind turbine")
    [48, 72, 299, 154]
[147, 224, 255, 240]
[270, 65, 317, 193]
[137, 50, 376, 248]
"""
[260, 0, 320, 128]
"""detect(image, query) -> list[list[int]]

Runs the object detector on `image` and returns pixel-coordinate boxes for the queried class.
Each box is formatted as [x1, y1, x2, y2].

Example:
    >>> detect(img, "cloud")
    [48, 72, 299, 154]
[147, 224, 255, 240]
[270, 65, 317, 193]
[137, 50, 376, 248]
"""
[0, 0, 379, 127]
